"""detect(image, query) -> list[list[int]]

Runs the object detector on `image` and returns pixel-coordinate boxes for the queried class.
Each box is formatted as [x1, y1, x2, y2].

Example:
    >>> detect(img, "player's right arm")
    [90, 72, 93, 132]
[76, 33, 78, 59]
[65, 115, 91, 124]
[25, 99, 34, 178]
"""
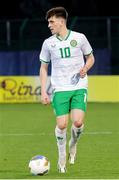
[40, 63, 50, 105]
[39, 40, 51, 105]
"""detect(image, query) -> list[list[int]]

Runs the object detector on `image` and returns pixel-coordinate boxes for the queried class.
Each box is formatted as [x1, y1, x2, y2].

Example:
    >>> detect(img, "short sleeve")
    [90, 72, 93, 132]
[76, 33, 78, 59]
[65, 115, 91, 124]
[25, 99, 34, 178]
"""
[39, 40, 51, 63]
[81, 34, 93, 56]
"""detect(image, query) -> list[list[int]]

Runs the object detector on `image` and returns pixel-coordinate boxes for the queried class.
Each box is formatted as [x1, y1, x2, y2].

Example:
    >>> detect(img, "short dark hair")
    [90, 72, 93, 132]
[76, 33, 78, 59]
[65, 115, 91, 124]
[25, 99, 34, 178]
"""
[46, 7, 68, 21]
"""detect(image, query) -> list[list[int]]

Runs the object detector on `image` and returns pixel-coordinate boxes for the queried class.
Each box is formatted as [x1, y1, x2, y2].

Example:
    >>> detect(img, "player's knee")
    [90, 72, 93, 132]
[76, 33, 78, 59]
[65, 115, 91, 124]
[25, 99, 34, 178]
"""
[58, 123, 67, 130]
[73, 120, 83, 128]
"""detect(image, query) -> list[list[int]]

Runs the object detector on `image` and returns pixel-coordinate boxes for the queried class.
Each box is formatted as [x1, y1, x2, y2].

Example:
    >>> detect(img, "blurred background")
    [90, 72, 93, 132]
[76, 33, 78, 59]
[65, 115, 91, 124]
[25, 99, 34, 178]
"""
[0, 0, 119, 102]
[0, 2, 119, 179]
[0, 0, 119, 180]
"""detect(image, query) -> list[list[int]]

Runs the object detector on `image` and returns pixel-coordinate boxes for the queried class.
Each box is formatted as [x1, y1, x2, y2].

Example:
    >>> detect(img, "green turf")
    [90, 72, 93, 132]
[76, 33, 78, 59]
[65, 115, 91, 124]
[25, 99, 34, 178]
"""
[0, 103, 119, 179]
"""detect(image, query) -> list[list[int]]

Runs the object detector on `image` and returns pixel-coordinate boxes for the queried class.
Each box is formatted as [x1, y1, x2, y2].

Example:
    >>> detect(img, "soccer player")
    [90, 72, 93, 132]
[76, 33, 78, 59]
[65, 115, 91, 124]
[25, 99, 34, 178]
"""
[39, 7, 95, 173]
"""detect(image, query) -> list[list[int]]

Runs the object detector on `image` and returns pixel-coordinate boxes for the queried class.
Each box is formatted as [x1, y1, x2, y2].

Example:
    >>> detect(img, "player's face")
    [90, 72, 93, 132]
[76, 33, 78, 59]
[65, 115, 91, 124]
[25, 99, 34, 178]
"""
[48, 16, 64, 35]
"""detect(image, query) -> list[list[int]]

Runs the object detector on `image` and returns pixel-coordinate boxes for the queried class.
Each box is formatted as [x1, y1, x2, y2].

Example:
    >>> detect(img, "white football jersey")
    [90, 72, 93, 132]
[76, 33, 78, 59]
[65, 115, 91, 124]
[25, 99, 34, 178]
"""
[40, 30, 93, 92]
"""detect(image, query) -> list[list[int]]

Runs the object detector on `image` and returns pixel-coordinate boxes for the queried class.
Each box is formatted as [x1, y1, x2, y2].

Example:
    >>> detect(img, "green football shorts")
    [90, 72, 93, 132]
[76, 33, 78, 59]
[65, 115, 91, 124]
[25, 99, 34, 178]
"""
[52, 89, 88, 116]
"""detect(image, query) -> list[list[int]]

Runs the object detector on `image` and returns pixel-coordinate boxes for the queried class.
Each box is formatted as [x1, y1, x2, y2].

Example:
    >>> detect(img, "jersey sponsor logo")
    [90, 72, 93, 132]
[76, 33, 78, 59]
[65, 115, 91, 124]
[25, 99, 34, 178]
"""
[51, 44, 56, 48]
[70, 40, 77, 47]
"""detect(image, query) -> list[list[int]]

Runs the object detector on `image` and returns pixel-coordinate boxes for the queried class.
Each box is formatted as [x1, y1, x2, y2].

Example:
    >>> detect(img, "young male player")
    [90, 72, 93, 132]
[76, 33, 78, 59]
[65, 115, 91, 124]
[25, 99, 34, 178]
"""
[40, 6, 95, 173]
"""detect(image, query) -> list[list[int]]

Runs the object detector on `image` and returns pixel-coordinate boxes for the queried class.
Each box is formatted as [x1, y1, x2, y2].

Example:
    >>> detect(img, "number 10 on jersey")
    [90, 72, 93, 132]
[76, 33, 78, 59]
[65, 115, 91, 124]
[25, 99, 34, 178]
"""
[59, 47, 71, 58]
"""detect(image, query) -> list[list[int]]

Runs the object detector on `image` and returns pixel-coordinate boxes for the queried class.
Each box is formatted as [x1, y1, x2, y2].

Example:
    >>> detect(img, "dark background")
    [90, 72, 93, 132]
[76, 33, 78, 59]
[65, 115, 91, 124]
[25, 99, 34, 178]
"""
[0, 0, 118, 20]
[0, 0, 119, 75]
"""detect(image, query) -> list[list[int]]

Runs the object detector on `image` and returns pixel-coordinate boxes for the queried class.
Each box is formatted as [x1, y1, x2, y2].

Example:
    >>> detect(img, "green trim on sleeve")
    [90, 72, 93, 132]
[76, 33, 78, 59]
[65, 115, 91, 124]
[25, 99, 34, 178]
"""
[84, 50, 93, 56]
[40, 59, 50, 64]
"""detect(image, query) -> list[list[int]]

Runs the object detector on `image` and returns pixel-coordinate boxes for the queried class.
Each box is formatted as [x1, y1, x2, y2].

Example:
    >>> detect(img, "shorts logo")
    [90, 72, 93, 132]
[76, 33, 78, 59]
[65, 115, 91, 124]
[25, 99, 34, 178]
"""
[70, 40, 77, 47]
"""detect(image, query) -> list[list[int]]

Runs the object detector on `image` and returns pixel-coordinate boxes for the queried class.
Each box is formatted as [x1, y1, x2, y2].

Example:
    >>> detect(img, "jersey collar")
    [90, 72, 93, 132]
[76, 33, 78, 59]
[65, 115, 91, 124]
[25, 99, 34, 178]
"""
[56, 30, 71, 41]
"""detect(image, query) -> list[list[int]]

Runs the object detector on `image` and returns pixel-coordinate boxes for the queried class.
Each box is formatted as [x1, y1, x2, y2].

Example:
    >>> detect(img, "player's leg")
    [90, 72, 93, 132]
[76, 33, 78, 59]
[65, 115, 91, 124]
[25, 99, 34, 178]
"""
[52, 91, 71, 172]
[69, 89, 87, 164]
[55, 115, 68, 173]
[69, 109, 85, 164]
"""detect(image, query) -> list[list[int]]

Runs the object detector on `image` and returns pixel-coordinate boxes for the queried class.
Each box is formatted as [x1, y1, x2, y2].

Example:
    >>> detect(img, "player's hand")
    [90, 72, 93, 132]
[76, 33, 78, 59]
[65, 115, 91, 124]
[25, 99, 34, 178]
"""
[40, 92, 50, 105]
[79, 66, 88, 78]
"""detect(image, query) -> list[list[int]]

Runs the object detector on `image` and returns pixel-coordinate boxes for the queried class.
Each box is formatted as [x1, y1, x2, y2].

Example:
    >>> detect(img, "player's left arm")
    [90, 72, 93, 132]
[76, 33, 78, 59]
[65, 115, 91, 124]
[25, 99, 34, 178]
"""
[79, 52, 95, 78]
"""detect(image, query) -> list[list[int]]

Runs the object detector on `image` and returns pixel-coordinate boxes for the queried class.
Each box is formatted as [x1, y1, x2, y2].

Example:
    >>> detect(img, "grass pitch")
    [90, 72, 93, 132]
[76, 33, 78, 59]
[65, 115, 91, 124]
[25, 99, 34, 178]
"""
[0, 103, 119, 179]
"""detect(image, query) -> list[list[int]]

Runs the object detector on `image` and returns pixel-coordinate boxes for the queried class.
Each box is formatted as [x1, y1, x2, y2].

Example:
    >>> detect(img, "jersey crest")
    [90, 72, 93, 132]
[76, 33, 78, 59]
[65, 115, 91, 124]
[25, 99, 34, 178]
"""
[70, 40, 77, 47]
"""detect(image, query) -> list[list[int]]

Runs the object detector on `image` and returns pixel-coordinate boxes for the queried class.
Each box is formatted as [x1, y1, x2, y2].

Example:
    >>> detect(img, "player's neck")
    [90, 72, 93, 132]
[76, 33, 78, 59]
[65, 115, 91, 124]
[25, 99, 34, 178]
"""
[57, 27, 69, 40]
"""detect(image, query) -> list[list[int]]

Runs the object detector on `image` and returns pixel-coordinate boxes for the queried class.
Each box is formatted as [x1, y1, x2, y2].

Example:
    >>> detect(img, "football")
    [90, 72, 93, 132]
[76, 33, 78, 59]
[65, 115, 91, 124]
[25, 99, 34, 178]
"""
[28, 155, 50, 175]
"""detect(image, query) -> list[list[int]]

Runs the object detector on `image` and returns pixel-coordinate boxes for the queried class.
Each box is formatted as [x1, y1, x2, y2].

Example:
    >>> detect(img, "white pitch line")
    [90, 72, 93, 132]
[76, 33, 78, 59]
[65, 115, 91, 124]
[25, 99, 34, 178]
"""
[84, 131, 113, 134]
[0, 131, 118, 137]
[2, 179, 119, 180]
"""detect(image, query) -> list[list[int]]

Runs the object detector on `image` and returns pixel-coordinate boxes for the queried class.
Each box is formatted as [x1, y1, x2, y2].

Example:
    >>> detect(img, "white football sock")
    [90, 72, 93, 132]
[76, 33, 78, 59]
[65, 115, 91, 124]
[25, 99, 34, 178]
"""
[55, 126, 66, 167]
[70, 124, 84, 146]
